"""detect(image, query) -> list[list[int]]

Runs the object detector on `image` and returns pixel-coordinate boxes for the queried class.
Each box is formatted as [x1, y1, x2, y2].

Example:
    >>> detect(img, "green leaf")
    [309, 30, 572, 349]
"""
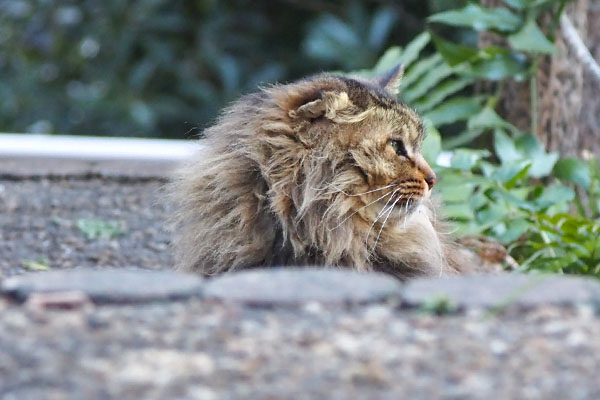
[373, 46, 403, 73]
[368, 7, 397, 49]
[494, 129, 522, 165]
[470, 191, 491, 209]
[23, 258, 50, 271]
[421, 118, 442, 165]
[468, 107, 518, 133]
[477, 203, 508, 225]
[418, 295, 458, 315]
[412, 77, 474, 112]
[531, 152, 560, 178]
[430, 33, 478, 66]
[443, 203, 475, 220]
[529, 0, 565, 6]
[438, 181, 474, 202]
[534, 183, 576, 208]
[424, 96, 484, 127]
[76, 218, 126, 240]
[443, 129, 486, 150]
[428, 4, 522, 32]
[498, 219, 531, 243]
[513, 134, 543, 157]
[438, 186, 473, 204]
[487, 185, 536, 210]
[491, 160, 531, 186]
[399, 32, 431, 68]
[505, 162, 532, 188]
[467, 51, 528, 81]
[403, 63, 454, 103]
[401, 54, 444, 90]
[514, 134, 559, 178]
[502, 0, 528, 10]
[450, 149, 491, 170]
[553, 158, 592, 189]
[508, 18, 557, 54]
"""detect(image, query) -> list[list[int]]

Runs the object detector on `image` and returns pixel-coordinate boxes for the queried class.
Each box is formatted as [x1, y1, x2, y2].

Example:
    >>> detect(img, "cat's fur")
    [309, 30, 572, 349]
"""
[168, 65, 467, 280]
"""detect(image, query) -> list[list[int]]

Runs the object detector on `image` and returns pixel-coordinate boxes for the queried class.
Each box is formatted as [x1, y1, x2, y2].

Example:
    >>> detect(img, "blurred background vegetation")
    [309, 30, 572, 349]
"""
[0, 0, 451, 138]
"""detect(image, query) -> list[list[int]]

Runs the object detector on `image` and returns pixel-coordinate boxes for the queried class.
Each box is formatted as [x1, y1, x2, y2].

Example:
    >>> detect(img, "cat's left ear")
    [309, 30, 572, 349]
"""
[375, 63, 404, 96]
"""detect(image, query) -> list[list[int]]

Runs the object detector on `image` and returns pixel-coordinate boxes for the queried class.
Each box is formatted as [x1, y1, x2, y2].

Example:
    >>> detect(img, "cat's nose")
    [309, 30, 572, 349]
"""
[414, 154, 436, 190]
[425, 173, 436, 190]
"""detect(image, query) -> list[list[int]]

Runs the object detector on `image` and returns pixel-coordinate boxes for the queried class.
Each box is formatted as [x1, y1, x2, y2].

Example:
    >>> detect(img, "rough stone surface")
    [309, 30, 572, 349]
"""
[1, 298, 599, 400]
[204, 268, 402, 307]
[1, 268, 203, 304]
[403, 274, 600, 310]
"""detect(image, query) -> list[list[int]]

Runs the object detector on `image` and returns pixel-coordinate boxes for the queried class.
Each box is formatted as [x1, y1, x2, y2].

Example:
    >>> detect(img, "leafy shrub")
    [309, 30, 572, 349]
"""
[356, 0, 600, 276]
[432, 131, 600, 276]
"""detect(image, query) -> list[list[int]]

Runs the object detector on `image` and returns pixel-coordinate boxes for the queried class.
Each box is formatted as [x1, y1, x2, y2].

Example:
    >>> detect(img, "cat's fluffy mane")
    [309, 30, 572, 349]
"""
[168, 69, 466, 280]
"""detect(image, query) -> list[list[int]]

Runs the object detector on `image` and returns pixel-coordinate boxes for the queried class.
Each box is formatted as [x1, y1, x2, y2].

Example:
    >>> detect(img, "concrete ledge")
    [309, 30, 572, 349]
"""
[0, 134, 199, 179]
[0, 133, 197, 160]
[0, 156, 180, 180]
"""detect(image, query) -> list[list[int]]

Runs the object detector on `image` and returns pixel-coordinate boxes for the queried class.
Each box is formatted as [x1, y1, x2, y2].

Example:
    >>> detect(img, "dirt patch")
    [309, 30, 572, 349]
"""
[0, 177, 173, 278]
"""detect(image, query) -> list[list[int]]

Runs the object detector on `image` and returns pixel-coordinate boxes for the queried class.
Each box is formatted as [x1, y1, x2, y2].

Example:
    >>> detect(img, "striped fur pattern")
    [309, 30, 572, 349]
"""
[168, 68, 464, 279]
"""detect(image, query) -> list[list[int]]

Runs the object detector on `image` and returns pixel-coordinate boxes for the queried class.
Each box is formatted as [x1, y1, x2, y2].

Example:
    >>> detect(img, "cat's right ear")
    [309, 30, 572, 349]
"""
[290, 91, 355, 121]
[376, 63, 404, 96]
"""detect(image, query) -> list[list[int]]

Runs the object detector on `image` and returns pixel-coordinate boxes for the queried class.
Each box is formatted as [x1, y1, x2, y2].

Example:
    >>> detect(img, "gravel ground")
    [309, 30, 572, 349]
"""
[1, 298, 599, 400]
[2, 175, 600, 399]
[0, 177, 172, 278]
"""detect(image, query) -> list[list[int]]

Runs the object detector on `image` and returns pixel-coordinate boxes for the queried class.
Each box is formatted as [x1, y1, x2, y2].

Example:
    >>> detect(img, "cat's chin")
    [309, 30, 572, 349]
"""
[371, 197, 424, 221]
[392, 198, 423, 219]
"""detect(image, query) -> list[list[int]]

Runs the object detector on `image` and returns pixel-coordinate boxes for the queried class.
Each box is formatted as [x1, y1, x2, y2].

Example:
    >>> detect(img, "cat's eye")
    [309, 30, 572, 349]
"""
[389, 140, 407, 157]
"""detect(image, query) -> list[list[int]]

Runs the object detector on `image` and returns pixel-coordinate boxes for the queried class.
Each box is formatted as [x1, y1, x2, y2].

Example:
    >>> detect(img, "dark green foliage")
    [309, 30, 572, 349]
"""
[0, 0, 429, 138]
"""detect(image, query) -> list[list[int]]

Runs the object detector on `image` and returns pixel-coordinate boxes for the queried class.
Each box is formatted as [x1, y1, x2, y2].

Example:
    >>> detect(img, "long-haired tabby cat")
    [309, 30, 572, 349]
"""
[169, 64, 474, 280]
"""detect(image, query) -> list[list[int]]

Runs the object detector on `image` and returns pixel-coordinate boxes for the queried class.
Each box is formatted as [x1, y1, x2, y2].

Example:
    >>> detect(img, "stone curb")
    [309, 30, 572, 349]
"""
[3, 268, 599, 311]
[204, 268, 403, 307]
[402, 273, 600, 311]
[1, 268, 204, 304]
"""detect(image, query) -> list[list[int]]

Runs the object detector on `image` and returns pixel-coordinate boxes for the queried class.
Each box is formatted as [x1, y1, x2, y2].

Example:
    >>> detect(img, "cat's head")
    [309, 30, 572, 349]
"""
[284, 64, 436, 222]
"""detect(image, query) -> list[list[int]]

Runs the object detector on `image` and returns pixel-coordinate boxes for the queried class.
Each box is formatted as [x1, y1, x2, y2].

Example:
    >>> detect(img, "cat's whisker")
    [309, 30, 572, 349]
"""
[371, 192, 402, 254]
[402, 194, 414, 230]
[327, 189, 394, 231]
[437, 226, 460, 235]
[364, 188, 401, 246]
[327, 183, 398, 197]
[424, 197, 437, 224]
[370, 194, 404, 255]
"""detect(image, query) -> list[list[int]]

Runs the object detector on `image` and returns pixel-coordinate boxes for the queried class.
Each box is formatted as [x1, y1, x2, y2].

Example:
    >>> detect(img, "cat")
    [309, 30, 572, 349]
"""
[168, 64, 475, 280]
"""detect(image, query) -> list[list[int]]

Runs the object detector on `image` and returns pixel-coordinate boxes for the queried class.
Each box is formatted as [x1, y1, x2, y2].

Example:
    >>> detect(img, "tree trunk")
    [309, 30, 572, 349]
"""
[480, 0, 599, 158]
[579, 2, 600, 157]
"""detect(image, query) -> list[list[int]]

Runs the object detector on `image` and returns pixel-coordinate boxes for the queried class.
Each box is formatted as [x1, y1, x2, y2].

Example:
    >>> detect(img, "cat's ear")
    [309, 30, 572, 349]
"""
[291, 91, 356, 120]
[375, 63, 404, 96]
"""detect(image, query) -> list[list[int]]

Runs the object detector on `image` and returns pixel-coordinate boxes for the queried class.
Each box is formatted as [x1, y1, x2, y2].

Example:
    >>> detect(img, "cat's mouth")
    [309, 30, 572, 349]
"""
[354, 180, 429, 222]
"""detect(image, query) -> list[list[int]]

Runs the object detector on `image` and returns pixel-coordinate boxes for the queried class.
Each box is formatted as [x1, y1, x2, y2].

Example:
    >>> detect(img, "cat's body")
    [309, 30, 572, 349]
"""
[169, 66, 469, 280]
